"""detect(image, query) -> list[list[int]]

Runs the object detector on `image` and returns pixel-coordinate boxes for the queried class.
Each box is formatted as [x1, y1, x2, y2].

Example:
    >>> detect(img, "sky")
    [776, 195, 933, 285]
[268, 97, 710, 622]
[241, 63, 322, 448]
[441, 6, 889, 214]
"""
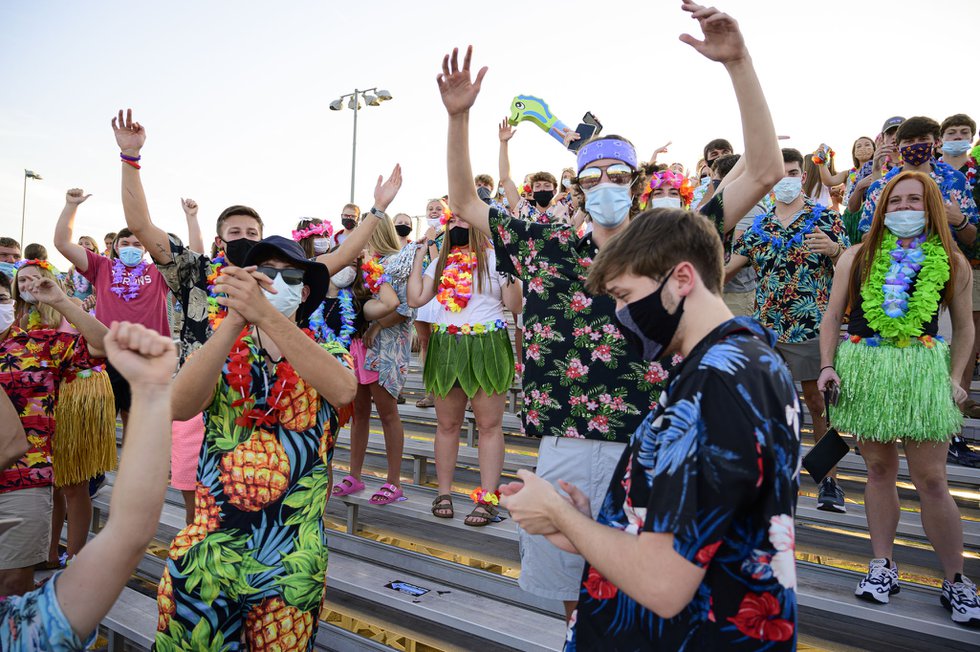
[1, 0, 977, 272]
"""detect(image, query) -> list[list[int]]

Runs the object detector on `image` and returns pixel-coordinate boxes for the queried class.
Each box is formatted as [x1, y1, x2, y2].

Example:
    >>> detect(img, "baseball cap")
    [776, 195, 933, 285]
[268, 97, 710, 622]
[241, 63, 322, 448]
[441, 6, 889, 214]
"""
[881, 116, 905, 133]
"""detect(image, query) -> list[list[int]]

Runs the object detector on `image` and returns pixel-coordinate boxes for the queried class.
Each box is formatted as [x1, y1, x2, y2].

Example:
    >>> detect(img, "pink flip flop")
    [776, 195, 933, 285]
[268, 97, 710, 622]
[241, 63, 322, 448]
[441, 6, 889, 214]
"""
[369, 483, 405, 505]
[332, 475, 365, 496]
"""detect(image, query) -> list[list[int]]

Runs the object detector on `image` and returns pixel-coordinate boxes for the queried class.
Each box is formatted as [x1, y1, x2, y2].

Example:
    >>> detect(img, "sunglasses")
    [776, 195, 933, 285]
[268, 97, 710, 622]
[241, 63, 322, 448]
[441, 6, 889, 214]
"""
[256, 266, 305, 286]
[575, 164, 635, 190]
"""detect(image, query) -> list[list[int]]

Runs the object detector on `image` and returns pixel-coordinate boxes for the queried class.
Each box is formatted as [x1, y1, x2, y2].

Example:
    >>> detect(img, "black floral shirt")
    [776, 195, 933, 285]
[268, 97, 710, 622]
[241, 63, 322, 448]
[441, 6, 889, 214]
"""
[156, 235, 215, 365]
[568, 318, 801, 651]
[488, 198, 726, 442]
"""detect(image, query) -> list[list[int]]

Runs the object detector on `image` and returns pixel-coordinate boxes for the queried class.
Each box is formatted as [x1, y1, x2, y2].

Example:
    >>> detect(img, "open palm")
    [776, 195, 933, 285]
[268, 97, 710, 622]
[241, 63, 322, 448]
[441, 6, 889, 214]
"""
[437, 46, 487, 116]
[112, 108, 146, 153]
[679, 1, 747, 65]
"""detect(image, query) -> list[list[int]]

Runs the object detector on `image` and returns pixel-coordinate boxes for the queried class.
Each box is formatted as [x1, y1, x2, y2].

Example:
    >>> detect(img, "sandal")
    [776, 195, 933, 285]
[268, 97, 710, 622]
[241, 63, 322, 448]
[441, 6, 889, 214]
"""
[416, 393, 435, 408]
[464, 502, 500, 527]
[331, 475, 365, 497]
[431, 494, 454, 518]
[369, 483, 405, 505]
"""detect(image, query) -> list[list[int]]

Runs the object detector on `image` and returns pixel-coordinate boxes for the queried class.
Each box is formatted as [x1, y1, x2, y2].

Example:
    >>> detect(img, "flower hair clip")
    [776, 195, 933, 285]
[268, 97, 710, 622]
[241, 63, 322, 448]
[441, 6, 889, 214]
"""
[15, 259, 57, 274]
[440, 199, 454, 227]
[291, 221, 333, 242]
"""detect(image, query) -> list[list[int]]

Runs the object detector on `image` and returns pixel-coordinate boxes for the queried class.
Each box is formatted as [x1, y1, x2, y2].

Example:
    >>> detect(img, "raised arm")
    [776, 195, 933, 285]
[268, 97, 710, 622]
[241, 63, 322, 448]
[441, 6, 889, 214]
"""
[112, 109, 174, 265]
[319, 165, 402, 272]
[53, 189, 94, 272]
[55, 322, 175, 639]
[680, 2, 783, 233]
[27, 276, 108, 357]
[498, 118, 521, 215]
[439, 47, 492, 237]
[817, 154, 849, 188]
[0, 388, 28, 468]
[181, 198, 205, 253]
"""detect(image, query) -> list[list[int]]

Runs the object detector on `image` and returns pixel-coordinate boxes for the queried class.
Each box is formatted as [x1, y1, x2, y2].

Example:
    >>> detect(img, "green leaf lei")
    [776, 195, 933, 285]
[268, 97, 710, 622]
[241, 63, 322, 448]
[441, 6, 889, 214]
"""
[861, 232, 949, 342]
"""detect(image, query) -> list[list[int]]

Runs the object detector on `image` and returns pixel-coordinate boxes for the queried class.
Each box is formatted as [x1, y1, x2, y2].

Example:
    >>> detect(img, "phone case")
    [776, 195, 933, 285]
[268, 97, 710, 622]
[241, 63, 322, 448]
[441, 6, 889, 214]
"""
[802, 427, 850, 484]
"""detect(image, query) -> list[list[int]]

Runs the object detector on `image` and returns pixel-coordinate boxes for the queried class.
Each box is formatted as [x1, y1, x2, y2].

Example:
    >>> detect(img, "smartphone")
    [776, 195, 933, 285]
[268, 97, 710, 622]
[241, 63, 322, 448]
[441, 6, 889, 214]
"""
[824, 382, 839, 407]
[583, 112, 603, 134]
[568, 122, 597, 152]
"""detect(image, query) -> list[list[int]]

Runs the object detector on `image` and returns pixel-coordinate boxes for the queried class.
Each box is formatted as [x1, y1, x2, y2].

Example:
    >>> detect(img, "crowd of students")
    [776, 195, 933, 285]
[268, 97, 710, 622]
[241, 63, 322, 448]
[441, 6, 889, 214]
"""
[1, 1, 979, 649]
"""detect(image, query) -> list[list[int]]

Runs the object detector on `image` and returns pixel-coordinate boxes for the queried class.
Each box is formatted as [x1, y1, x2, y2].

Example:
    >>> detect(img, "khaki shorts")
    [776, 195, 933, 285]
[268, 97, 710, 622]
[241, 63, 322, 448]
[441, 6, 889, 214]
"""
[518, 436, 626, 601]
[723, 291, 756, 317]
[972, 267, 980, 310]
[775, 337, 822, 383]
[0, 486, 53, 569]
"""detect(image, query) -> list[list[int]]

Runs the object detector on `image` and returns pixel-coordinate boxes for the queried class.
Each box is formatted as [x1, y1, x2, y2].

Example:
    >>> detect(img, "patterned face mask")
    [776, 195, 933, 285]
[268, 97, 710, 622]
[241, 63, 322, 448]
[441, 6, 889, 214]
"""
[899, 142, 933, 167]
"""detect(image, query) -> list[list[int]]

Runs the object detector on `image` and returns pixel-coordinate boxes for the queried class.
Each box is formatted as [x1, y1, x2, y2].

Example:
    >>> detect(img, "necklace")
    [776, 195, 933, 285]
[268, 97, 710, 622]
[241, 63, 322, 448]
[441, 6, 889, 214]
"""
[360, 257, 390, 294]
[225, 329, 310, 428]
[436, 248, 476, 312]
[750, 203, 825, 251]
[109, 258, 149, 302]
[207, 252, 228, 330]
[308, 289, 356, 347]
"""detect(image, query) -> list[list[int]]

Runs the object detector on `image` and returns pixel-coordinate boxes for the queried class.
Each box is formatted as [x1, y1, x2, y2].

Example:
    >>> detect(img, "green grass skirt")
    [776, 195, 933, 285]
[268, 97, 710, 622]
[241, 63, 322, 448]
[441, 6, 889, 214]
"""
[423, 327, 514, 398]
[834, 338, 961, 443]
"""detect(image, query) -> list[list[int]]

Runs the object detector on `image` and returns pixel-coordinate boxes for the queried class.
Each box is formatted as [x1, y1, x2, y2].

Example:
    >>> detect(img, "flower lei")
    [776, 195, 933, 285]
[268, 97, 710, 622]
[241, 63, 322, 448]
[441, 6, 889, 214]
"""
[225, 330, 310, 427]
[639, 170, 695, 208]
[436, 249, 476, 312]
[207, 251, 228, 330]
[109, 258, 149, 302]
[25, 307, 43, 331]
[470, 487, 499, 506]
[291, 221, 333, 242]
[861, 231, 949, 342]
[360, 257, 390, 294]
[308, 289, 356, 347]
[14, 259, 57, 274]
[749, 203, 825, 251]
[963, 156, 977, 189]
[432, 319, 507, 335]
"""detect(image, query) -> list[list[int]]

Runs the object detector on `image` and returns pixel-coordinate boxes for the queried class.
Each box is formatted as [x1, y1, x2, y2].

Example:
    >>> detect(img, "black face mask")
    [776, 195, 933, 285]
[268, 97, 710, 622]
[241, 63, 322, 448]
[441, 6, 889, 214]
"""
[477, 186, 493, 204]
[395, 224, 412, 238]
[449, 226, 470, 247]
[613, 268, 685, 361]
[342, 217, 357, 231]
[223, 237, 258, 266]
[533, 190, 555, 208]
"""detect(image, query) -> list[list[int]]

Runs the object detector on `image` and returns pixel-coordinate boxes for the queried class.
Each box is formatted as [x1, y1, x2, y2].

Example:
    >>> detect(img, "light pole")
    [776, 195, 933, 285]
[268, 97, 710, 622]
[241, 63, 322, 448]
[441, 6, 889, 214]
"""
[21, 170, 42, 246]
[329, 87, 393, 202]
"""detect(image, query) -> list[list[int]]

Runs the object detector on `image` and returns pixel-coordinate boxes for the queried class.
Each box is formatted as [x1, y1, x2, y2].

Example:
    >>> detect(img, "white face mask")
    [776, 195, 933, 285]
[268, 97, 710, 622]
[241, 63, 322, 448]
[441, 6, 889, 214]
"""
[427, 217, 442, 229]
[19, 290, 37, 305]
[650, 196, 682, 209]
[772, 176, 803, 204]
[313, 238, 330, 255]
[262, 273, 304, 318]
[0, 303, 14, 332]
[330, 266, 356, 289]
[883, 210, 927, 238]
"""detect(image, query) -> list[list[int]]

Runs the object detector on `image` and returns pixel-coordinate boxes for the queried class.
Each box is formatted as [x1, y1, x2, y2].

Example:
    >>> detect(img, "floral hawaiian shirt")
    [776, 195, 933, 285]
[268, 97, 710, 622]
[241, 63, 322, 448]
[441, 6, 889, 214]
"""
[0, 571, 97, 651]
[0, 327, 99, 494]
[567, 318, 801, 651]
[156, 234, 216, 365]
[516, 198, 561, 225]
[858, 162, 979, 265]
[734, 199, 849, 343]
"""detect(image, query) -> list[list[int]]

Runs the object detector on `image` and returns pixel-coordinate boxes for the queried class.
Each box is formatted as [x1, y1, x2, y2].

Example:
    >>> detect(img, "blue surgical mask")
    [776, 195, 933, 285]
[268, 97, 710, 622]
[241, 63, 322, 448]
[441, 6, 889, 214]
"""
[118, 246, 144, 267]
[942, 140, 971, 157]
[883, 210, 926, 238]
[0, 262, 16, 280]
[263, 272, 304, 318]
[584, 183, 631, 227]
[772, 177, 803, 204]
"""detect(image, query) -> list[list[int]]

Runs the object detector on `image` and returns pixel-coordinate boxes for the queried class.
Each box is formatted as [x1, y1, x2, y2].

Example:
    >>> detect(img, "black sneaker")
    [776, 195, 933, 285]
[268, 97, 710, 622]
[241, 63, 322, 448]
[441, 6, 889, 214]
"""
[856, 558, 900, 604]
[817, 477, 846, 513]
[947, 436, 980, 468]
[941, 574, 980, 626]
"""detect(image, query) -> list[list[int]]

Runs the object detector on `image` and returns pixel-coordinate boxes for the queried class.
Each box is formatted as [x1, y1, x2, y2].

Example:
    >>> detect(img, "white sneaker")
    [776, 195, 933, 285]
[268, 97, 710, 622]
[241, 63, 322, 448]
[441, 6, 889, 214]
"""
[855, 558, 900, 604]
[941, 574, 980, 626]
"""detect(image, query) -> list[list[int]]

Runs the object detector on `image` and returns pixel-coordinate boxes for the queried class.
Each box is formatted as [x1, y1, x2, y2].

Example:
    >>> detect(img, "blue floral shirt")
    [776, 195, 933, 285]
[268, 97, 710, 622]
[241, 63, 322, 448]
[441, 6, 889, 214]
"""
[567, 318, 801, 651]
[0, 572, 97, 651]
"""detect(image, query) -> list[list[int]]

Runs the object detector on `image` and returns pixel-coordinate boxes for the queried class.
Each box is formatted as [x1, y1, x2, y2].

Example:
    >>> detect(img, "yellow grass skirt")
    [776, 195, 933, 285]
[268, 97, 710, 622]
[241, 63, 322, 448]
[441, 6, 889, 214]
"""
[53, 369, 117, 486]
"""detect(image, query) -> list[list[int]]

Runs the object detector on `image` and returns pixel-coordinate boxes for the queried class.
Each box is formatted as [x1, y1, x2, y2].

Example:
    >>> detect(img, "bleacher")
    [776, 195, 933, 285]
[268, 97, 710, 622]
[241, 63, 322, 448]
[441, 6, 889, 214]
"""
[81, 352, 980, 651]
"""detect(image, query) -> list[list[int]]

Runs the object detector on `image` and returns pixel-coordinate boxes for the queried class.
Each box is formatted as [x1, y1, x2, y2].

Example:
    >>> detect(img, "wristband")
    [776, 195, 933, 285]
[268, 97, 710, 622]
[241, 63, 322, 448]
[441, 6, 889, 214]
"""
[120, 153, 141, 162]
[369, 207, 386, 219]
[954, 215, 970, 231]
[820, 365, 835, 373]
[122, 159, 141, 170]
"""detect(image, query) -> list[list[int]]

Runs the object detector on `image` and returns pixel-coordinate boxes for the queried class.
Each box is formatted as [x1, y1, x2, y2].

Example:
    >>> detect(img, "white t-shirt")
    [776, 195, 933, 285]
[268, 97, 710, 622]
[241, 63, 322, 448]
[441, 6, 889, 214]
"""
[424, 249, 506, 326]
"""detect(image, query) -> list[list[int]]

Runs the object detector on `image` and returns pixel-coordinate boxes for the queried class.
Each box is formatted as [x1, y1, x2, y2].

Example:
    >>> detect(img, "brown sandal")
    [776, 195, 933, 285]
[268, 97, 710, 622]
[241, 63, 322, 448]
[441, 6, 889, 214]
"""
[431, 494, 454, 518]
[464, 502, 499, 527]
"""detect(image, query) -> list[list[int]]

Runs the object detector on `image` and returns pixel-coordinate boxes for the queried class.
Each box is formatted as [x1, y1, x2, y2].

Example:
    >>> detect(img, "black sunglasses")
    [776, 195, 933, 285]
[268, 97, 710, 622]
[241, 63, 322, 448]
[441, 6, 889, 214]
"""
[256, 266, 305, 286]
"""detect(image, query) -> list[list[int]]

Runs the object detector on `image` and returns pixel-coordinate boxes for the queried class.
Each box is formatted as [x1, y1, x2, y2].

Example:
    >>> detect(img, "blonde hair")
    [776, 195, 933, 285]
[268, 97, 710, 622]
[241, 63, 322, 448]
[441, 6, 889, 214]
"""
[368, 215, 403, 258]
[13, 264, 63, 330]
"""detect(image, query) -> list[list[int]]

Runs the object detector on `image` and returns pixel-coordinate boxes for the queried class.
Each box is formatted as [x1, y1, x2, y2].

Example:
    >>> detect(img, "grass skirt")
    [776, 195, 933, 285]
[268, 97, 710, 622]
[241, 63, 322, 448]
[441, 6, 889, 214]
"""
[834, 338, 961, 443]
[424, 327, 514, 398]
[52, 369, 117, 486]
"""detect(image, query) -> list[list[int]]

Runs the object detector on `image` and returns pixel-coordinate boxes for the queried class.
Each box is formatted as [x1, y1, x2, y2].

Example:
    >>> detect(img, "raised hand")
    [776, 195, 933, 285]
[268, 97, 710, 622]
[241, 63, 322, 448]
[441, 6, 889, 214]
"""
[561, 127, 581, 149]
[181, 198, 199, 218]
[436, 46, 488, 116]
[499, 118, 516, 143]
[373, 163, 403, 212]
[65, 188, 92, 205]
[102, 321, 176, 387]
[212, 266, 276, 326]
[23, 276, 68, 307]
[112, 108, 146, 155]
[679, 1, 748, 65]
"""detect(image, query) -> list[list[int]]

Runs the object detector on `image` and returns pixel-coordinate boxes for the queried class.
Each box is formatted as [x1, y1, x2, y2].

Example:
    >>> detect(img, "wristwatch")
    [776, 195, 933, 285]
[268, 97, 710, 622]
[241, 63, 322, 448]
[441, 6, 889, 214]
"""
[369, 207, 386, 219]
[426, 239, 437, 247]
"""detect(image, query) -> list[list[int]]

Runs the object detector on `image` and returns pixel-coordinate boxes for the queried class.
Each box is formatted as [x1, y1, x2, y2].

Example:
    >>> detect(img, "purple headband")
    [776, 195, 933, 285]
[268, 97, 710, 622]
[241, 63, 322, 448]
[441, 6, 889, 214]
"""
[576, 138, 638, 172]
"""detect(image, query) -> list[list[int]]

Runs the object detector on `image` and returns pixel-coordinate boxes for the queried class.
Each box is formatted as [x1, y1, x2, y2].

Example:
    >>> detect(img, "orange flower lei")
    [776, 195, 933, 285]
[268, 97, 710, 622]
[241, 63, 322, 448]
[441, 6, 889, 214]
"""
[436, 249, 476, 312]
[360, 257, 390, 294]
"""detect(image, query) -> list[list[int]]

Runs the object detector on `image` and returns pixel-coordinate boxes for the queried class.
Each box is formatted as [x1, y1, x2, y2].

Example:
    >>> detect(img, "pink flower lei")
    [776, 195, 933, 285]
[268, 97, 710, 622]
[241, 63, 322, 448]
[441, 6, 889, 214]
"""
[110, 257, 148, 302]
[291, 221, 333, 242]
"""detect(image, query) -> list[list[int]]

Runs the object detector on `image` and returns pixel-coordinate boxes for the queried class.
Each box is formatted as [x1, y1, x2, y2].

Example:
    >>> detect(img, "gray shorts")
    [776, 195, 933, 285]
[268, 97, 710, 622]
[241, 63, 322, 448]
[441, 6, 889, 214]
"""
[518, 436, 626, 601]
[0, 486, 53, 569]
[775, 337, 821, 382]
